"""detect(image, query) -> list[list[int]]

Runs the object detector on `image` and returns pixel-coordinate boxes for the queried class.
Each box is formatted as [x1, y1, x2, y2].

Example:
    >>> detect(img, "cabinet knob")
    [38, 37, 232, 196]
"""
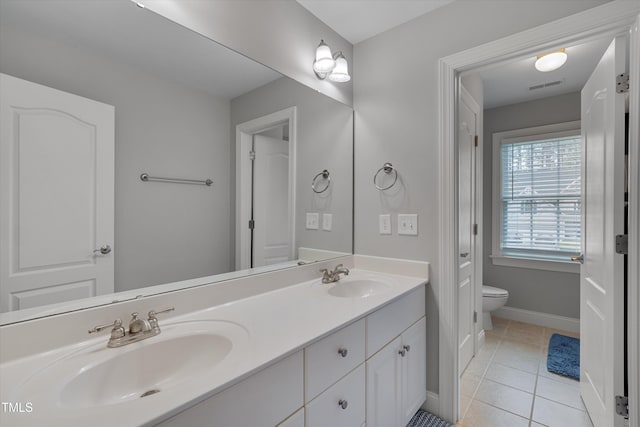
[399, 348, 406, 357]
[337, 347, 348, 358]
[404, 345, 411, 352]
[338, 399, 348, 410]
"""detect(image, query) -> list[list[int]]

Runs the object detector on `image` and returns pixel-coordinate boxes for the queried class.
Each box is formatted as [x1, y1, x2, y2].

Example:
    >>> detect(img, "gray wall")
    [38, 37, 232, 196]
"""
[483, 92, 581, 319]
[144, 0, 353, 106]
[230, 77, 353, 259]
[0, 24, 232, 292]
[352, 0, 608, 394]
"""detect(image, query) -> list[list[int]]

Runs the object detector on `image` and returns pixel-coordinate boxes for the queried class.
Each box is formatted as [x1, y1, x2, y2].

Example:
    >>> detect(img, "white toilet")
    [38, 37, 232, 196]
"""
[482, 285, 509, 330]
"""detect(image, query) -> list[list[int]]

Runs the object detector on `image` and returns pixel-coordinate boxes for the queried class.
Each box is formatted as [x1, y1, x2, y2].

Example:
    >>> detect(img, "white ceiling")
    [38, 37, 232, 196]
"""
[0, 0, 282, 100]
[479, 37, 612, 109]
[296, 0, 454, 44]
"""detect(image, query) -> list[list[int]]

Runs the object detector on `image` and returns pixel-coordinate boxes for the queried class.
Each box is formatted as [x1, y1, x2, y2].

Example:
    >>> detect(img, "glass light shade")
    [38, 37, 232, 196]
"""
[313, 40, 336, 74]
[535, 49, 567, 72]
[328, 53, 351, 83]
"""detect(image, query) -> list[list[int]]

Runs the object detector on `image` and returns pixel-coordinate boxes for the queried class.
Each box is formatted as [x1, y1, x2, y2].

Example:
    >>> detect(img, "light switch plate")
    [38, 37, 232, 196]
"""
[322, 213, 332, 231]
[398, 214, 418, 235]
[306, 213, 319, 230]
[379, 214, 391, 235]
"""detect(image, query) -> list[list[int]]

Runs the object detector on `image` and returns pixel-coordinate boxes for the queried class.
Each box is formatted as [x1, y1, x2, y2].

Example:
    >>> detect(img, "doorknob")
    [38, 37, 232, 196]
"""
[94, 245, 112, 255]
[570, 254, 583, 264]
[460, 252, 469, 258]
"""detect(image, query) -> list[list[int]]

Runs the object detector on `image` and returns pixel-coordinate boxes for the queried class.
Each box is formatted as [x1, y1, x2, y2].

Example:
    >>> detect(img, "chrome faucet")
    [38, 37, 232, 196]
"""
[89, 307, 174, 348]
[320, 264, 350, 283]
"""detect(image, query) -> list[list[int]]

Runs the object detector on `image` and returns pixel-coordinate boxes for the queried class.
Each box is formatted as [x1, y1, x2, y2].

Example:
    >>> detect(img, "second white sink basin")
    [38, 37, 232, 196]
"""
[328, 279, 392, 298]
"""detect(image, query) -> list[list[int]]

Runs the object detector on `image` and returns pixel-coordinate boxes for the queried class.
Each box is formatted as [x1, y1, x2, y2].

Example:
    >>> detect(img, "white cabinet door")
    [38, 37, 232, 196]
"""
[306, 364, 365, 427]
[0, 73, 114, 312]
[366, 336, 402, 427]
[402, 317, 427, 424]
[579, 36, 626, 427]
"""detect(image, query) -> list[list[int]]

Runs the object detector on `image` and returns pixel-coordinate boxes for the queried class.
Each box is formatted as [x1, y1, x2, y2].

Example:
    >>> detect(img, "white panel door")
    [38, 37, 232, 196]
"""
[366, 336, 402, 427]
[253, 134, 291, 267]
[458, 85, 478, 374]
[579, 36, 626, 427]
[0, 73, 114, 312]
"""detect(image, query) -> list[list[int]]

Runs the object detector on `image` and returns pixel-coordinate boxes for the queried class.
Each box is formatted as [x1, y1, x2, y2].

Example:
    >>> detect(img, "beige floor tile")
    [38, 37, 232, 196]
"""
[458, 400, 529, 427]
[530, 422, 547, 427]
[485, 362, 537, 393]
[537, 358, 581, 385]
[532, 396, 593, 427]
[465, 355, 491, 377]
[504, 328, 545, 346]
[499, 337, 544, 357]
[493, 350, 540, 374]
[508, 320, 545, 334]
[461, 372, 482, 397]
[536, 376, 585, 410]
[475, 379, 534, 418]
[460, 393, 473, 419]
[544, 328, 580, 339]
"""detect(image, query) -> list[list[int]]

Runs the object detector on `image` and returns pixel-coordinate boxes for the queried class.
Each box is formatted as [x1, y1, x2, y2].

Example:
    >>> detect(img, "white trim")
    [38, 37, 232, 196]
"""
[493, 306, 580, 333]
[490, 255, 579, 273]
[627, 13, 640, 427]
[297, 247, 351, 262]
[423, 391, 440, 415]
[477, 329, 486, 350]
[353, 254, 430, 279]
[438, 1, 640, 424]
[491, 121, 581, 272]
[235, 107, 297, 270]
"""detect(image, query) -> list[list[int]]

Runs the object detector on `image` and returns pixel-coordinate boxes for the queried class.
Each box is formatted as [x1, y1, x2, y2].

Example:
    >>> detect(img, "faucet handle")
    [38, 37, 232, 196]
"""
[88, 318, 122, 334]
[148, 307, 175, 319]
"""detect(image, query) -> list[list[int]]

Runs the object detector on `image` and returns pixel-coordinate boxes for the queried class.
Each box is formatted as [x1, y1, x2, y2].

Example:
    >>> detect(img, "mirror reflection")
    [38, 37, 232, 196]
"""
[0, 0, 353, 323]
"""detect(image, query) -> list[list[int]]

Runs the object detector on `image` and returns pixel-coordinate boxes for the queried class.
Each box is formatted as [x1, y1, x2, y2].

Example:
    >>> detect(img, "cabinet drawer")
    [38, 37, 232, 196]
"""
[306, 364, 365, 427]
[305, 318, 365, 401]
[366, 285, 425, 357]
[277, 407, 304, 427]
[156, 351, 303, 427]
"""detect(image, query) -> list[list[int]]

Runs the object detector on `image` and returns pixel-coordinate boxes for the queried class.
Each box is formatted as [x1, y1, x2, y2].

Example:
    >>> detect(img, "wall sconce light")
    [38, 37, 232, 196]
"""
[313, 40, 351, 83]
[535, 49, 567, 72]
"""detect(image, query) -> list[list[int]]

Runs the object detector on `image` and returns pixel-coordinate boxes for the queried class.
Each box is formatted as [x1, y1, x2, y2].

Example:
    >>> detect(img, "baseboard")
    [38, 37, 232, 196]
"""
[493, 306, 579, 333]
[422, 391, 440, 415]
[477, 329, 486, 349]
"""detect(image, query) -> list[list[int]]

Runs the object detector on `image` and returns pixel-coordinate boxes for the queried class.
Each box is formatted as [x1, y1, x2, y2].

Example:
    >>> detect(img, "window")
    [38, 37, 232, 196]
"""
[492, 121, 581, 272]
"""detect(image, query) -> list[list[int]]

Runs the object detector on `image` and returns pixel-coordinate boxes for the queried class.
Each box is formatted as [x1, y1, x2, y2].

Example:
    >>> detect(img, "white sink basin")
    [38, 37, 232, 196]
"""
[14, 320, 248, 409]
[328, 279, 392, 298]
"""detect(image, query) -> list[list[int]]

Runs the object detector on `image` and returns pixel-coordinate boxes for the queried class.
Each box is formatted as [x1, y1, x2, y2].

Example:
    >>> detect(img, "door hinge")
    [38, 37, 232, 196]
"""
[473, 311, 477, 323]
[616, 395, 629, 417]
[615, 234, 628, 254]
[249, 150, 256, 161]
[474, 135, 478, 147]
[473, 224, 478, 235]
[248, 219, 255, 230]
[616, 73, 629, 93]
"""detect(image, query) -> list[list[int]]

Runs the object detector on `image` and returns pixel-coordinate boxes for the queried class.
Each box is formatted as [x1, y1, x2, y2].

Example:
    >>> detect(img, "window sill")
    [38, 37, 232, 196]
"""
[490, 255, 579, 273]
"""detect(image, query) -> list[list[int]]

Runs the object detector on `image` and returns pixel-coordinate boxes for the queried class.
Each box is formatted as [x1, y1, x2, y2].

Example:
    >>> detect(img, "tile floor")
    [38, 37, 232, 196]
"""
[456, 317, 590, 427]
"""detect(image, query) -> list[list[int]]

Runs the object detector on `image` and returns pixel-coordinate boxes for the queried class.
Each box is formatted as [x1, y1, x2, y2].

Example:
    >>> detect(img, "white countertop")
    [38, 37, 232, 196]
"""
[0, 268, 427, 427]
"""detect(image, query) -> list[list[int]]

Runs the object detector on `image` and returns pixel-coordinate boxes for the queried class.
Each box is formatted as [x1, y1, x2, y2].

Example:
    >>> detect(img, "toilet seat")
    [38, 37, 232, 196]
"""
[483, 285, 508, 298]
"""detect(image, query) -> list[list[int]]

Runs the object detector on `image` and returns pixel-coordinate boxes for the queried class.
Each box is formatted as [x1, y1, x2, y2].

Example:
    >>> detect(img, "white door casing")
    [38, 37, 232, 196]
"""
[579, 36, 626, 427]
[252, 134, 290, 267]
[235, 107, 296, 271]
[457, 85, 478, 374]
[0, 73, 114, 312]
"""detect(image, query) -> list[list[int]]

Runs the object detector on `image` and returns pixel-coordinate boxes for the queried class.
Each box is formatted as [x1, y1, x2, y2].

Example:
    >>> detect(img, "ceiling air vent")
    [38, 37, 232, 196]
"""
[529, 79, 564, 91]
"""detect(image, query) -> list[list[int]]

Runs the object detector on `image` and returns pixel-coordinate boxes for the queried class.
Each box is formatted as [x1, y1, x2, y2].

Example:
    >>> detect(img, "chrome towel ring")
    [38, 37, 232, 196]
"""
[374, 163, 398, 191]
[312, 169, 331, 193]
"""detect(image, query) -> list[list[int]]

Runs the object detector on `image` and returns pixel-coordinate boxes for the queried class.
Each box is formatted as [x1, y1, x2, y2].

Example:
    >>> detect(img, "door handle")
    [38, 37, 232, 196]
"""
[570, 254, 583, 264]
[94, 245, 112, 255]
[460, 252, 469, 258]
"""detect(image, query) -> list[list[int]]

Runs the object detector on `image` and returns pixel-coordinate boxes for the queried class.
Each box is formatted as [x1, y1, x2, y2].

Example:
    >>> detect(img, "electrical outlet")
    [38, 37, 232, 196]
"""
[306, 213, 319, 230]
[322, 213, 332, 231]
[379, 214, 391, 235]
[398, 214, 418, 236]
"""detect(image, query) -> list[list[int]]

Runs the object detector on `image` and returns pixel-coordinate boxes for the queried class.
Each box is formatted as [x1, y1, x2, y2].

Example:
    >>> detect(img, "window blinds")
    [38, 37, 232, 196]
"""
[501, 135, 581, 256]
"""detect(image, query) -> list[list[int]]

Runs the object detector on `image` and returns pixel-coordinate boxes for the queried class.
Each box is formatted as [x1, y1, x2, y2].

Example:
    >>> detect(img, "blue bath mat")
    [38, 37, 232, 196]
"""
[407, 409, 454, 427]
[547, 333, 580, 380]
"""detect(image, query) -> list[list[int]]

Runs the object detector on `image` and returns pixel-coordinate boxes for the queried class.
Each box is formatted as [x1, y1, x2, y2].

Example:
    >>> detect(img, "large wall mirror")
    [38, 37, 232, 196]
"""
[0, 0, 353, 324]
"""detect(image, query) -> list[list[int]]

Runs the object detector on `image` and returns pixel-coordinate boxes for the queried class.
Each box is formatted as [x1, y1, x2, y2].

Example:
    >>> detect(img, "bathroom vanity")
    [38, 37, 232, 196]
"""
[0, 256, 428, 427]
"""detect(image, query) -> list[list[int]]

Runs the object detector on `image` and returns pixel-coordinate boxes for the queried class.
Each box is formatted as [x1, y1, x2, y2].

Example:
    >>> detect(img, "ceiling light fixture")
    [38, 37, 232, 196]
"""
[313, 40, 351, 83]
[534, 49, 567, 72]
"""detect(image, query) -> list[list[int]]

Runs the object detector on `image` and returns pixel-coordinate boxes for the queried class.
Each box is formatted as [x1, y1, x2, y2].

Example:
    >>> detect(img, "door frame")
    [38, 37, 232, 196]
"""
[235, 107, 297, 270]
[437, 2, 640, 423]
